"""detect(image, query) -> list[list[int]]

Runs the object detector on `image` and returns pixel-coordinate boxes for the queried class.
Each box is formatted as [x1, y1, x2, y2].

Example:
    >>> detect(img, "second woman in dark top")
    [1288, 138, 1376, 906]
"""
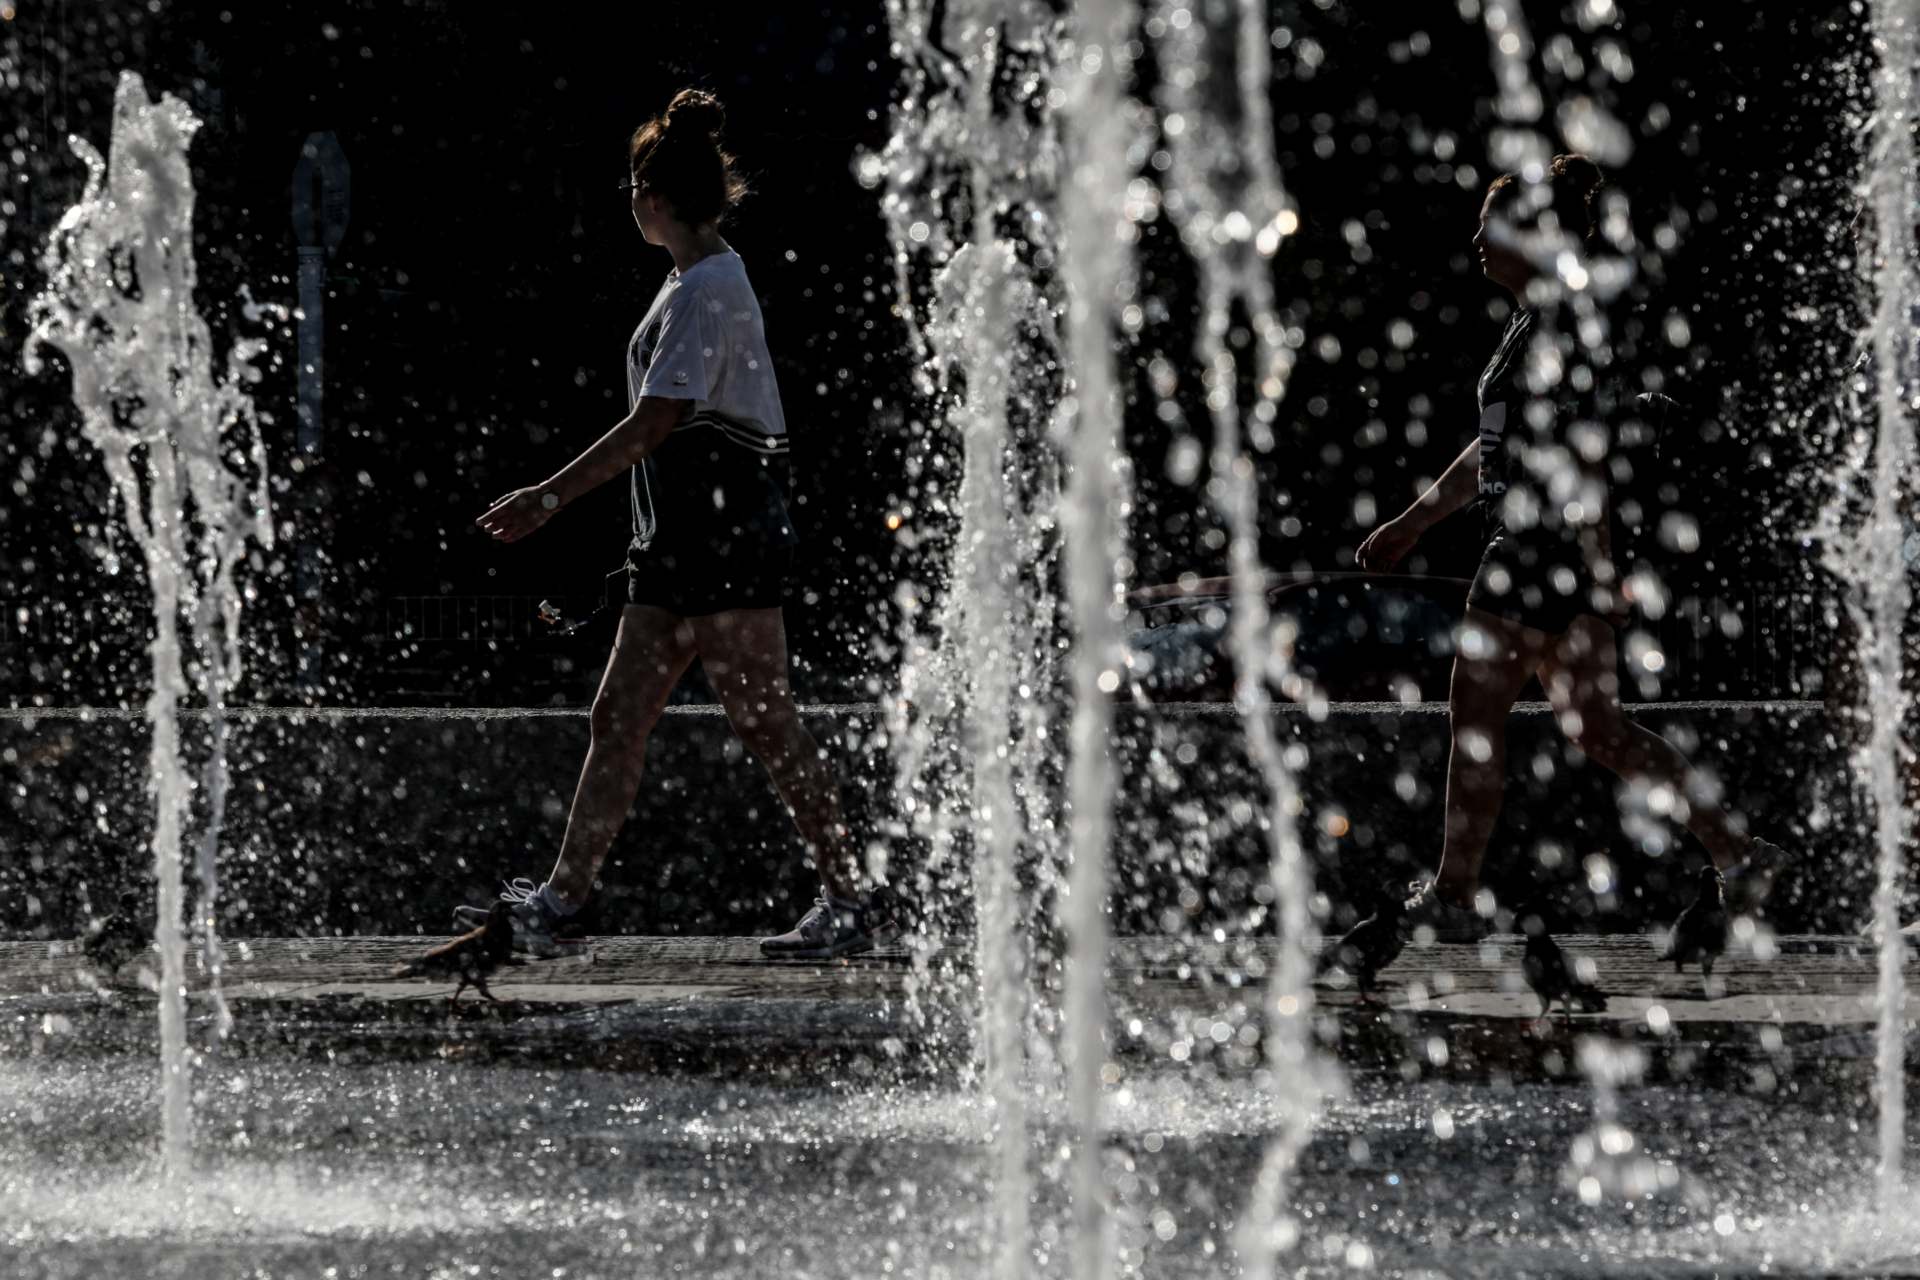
[1357, 152, 1789, 934]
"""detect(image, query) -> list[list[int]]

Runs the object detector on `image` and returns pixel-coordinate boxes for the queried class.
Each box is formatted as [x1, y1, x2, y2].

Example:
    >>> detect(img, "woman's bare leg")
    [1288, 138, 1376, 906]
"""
[543, 605, 697, 906]
[1431, 607, 1552, 907]
[1538, 614, 1750, 868]
[690, 606, 860, 900]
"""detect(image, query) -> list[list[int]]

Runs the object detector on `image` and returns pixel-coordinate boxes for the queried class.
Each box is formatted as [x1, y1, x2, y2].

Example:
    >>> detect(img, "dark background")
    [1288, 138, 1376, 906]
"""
[0, 0, 1869, 708]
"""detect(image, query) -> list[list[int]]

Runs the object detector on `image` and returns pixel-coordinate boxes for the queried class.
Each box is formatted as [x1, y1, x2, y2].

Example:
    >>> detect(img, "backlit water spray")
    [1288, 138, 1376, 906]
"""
[25, 72, 275, 1172]
[880, 2, 1333, 1271]
[1146, 2, 1325, 1273]
[936, 8, 1058, 1274]
[1858, 0, 1917, 1210]
[877, 2, 1140, 1272]
[1056, 3, 1137, 1276]
[874, 1, 1071, 1270]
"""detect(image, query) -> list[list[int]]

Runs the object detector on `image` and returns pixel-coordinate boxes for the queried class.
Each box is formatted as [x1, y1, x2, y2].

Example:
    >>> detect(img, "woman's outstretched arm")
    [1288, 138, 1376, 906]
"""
[541, 395, 691, 507]
[475, 396, 691, 543]
[1356, 436, 1480, 571]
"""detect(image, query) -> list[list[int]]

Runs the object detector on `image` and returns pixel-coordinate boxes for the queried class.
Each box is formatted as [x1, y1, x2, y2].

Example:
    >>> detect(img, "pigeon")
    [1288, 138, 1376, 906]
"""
[81, 891, 151, 979]
[1520, 916, 1607, 1025]
[1662, 865, 1729, 993]
[391, 901, 516, 1006]
[1318, 892, 1408, 1003]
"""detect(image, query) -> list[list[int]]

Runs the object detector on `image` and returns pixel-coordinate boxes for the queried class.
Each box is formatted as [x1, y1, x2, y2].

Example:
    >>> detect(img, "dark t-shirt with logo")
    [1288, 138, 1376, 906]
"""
[1472, 304, 1609, 544]
[1474, 306, 1540, 530]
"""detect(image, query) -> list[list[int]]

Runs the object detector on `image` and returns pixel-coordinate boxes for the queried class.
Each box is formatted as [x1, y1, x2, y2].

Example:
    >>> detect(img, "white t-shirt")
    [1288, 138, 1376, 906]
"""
[626, 247, 787, 446]
[625, 248, 788, 549]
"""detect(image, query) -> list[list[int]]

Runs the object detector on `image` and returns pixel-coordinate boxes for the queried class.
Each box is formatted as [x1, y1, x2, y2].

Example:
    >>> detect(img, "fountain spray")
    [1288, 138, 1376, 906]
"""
[1057, 4, 1137, 1278]
[26, 73, 275, 1172]
[1861, 0, 1917, 1211]
[875, 4, 1069, 1270]
[1146, 1, 1324, 1272]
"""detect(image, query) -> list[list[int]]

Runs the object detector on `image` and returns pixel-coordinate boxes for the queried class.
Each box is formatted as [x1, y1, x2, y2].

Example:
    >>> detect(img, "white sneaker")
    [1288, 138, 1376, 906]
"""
[451, 878, 569, 959]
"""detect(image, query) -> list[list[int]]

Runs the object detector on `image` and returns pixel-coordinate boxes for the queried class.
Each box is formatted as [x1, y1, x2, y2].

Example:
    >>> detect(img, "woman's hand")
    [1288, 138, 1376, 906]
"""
[1356, 516, 1421, 573]
[475, 487, 556, 544]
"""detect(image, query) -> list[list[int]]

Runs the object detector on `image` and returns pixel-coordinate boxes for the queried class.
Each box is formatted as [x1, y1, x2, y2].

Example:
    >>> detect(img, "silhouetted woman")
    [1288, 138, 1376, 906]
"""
[470, 89, 879, 959]
[1357, 152, 1787, 934]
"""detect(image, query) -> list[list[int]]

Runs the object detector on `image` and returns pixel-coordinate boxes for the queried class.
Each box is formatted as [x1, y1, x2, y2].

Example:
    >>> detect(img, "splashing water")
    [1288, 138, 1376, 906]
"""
[937, 9, 1060, 1273]
[1858, 0, 1917, 1211]
[880, 1, 1335, 1271]
[1054, 5, 1138, 1277]
[1567, 1038, 1682, 1205]
[875, 3, 1070, 1270]
[869, 0, 1913, 1272]
[878, 1, 1141, 1271]
[25, 72, 275, 1172]
[1145, 2, 1327, 1273]
[952, 233, 1042, 1277]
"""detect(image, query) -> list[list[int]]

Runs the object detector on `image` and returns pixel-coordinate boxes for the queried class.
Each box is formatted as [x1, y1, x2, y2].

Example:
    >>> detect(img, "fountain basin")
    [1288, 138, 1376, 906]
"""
[2, 933, 1918, 1279]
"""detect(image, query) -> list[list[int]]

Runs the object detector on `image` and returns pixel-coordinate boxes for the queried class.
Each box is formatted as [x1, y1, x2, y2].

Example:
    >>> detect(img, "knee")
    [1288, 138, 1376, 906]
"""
[1558, 703, 1627, 760]
[1449, 655, 1528, 724]
[732, 705, 806, 764]
[590, 691, 656, 751]
[1448, 678, 1514, 743]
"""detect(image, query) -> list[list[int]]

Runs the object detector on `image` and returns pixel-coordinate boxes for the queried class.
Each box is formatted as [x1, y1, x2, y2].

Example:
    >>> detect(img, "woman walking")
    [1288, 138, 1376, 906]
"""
[1357, 152, 1788, 935]
[469, 88, 881, 959]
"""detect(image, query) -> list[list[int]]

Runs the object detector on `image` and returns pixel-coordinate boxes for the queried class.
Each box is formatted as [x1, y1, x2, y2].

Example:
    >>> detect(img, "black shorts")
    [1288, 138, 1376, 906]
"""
[625, 536, 793, 617]
[1466, 522, 1607, 637]
[623, 428, 798, 618]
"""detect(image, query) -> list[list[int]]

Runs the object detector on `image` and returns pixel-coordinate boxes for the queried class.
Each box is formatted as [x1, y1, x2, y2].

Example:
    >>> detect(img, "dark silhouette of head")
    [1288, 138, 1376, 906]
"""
[1474, 153, 1606, 294]
[628, 88, 750, 229]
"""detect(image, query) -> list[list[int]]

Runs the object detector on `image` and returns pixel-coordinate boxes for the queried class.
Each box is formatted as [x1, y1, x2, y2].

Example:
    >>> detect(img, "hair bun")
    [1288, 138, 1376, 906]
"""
[666, 89, 726, 138]
[1551, 152, 1604, 195]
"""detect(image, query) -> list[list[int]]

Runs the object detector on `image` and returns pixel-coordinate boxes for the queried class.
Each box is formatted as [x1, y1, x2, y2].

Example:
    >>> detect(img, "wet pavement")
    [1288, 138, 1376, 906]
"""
[2, 933, 1915, 1087]
[3, 935, 1919, 1277]
[0, 1055, 1914, 1279]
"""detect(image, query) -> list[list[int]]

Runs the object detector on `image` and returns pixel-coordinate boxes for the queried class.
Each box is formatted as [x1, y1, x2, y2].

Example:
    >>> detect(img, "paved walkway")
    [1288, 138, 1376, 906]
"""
[1, 934, 1913, 1083]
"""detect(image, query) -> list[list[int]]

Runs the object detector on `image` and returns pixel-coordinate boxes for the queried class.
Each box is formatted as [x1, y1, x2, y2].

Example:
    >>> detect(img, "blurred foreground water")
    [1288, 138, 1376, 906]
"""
[4, 1054, 1920, 1279]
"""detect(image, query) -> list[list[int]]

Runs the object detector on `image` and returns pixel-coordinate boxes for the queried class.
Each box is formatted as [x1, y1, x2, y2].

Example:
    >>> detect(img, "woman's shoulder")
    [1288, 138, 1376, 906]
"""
[681, 249, 748, 283]
[671, 253, 754, 305]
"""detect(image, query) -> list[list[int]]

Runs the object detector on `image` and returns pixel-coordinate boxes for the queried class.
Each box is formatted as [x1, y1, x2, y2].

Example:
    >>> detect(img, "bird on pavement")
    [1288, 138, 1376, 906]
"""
[1662, 865, 1729, 994]
[1520, 915, 1607, 1025]
[1318, 892, 1408, 1004]
[391, 901, 516, 1006]
[81, 891, 151, 980]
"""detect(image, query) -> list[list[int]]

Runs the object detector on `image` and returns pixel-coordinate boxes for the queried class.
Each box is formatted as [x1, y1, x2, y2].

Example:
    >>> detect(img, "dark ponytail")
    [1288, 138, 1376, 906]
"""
[628, 88, 750, 227]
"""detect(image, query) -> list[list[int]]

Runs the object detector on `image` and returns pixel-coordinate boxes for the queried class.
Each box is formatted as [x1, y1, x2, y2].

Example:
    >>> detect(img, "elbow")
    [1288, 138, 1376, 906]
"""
[625, 401, 687, 466]
[625, 406, 681, 464]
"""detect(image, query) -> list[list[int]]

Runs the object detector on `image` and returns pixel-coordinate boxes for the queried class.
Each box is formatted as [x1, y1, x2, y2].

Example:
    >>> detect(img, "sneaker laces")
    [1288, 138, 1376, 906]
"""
[497, 877, 540, 905]
[495, 877, 564, 928]
[796, 895, 864, 937]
